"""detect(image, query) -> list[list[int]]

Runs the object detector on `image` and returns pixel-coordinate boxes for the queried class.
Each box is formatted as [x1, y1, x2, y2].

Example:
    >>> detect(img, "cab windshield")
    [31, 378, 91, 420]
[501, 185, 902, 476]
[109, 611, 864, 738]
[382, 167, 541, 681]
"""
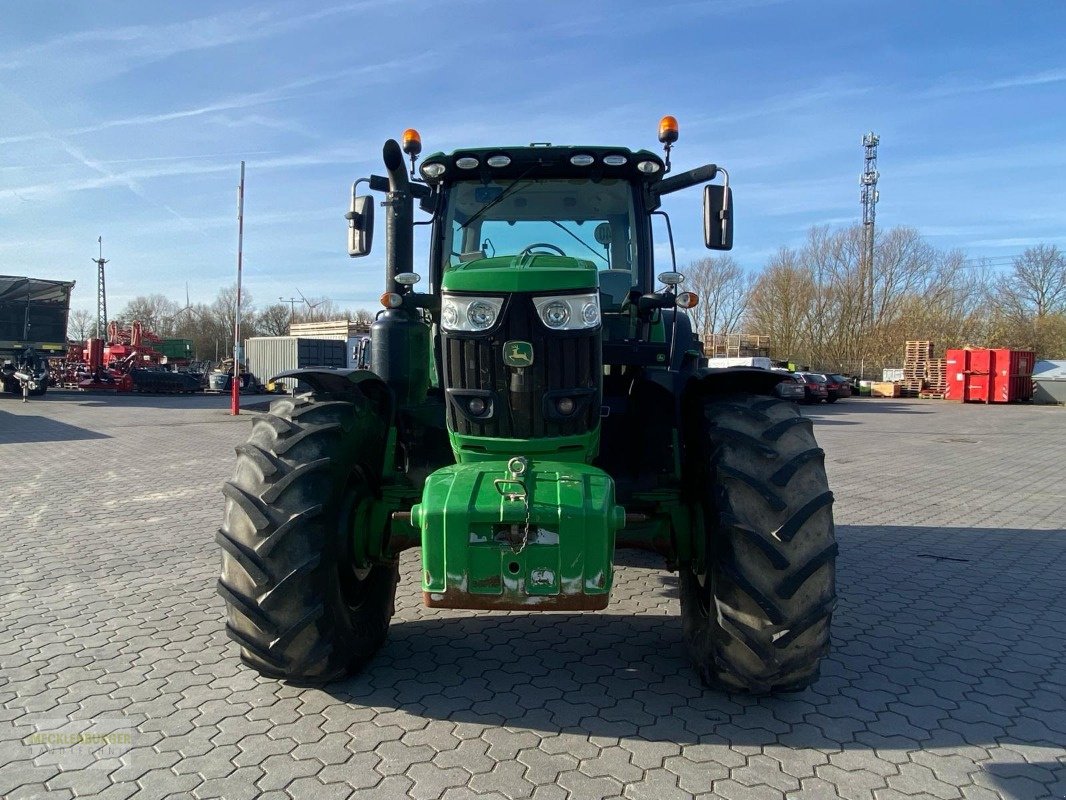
[440, 178, 638, 278]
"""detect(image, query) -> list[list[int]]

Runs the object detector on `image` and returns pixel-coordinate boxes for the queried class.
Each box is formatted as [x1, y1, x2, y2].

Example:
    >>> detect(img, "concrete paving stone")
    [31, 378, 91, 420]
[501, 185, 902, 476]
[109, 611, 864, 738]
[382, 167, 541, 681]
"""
[347, 773, 413, 800]
[284, 776, 355, 800]
[874, 791, 957, 800]
[45, 764, 116, 795]
[816, 764, 893, 800]
[730, 754, 802, 793]
[481, 727, 542, 761]
[958, 786, 1005, 800]
[8, 786, 73, 800]
[678, 740, 748, 768]
[106, 748, 183, 784]
[191, 765, 265, 800]
[131, 769, 204, 800]
[620, 737, 682, 770]
[623, 768, 693, 800]
[404, 761, 471, 800]
[577, 745, 643, 783]
[466, 759, 536, 799]
[709, 777, 787, 800]
[663, 753, 729, 794]
[317, 751, 383, 789]
[251, 752, 323, 791]
[431, 737, 495, 775]
[885, 762, 964, 799]
[908, 750, 984, 788]
[556, 768, 625, 800]
[232, 733, 297, 766]
[762, 744, 830, 780]
[171, 743, 240, 779]
[373, 740, 437, 777]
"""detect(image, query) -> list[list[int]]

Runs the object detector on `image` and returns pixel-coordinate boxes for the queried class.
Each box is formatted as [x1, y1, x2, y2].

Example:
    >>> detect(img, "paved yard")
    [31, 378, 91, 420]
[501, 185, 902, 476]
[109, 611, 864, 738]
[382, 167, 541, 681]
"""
[1, 392, 1064, 799]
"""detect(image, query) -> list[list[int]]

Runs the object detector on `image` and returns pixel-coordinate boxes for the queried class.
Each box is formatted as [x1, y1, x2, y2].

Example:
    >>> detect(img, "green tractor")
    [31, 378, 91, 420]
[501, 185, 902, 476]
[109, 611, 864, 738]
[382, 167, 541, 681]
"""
[218, 119, 837, 693]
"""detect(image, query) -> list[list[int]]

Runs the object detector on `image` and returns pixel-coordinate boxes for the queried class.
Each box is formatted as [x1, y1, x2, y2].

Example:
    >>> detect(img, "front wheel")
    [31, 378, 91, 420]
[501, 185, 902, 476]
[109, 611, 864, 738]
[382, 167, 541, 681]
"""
[218, 393, 398, 682]
[680, 394, 837, 693]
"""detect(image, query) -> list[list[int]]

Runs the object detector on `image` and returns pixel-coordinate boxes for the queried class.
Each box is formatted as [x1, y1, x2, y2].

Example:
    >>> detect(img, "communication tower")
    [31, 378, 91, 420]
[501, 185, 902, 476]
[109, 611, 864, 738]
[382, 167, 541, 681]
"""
[92, 236, 109, 339]
[860, 133, 880, 326]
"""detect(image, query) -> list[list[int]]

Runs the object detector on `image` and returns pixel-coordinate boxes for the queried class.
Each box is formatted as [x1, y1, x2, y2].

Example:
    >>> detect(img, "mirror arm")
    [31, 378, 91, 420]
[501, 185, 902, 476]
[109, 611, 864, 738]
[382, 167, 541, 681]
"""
[652, 162, 719, 199]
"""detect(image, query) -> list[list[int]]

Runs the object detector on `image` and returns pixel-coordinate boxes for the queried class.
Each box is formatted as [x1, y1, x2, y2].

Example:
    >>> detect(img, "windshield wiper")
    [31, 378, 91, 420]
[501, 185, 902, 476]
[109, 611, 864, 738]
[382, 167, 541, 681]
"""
[549, 221, 608, 264]
[460, 166, 538, 230]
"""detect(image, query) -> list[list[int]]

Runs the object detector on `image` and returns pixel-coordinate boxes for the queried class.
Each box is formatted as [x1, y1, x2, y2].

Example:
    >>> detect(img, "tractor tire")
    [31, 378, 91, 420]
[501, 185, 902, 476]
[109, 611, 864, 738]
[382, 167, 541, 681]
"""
[218, 393, 398, 683]
[680, 393, 836, 693]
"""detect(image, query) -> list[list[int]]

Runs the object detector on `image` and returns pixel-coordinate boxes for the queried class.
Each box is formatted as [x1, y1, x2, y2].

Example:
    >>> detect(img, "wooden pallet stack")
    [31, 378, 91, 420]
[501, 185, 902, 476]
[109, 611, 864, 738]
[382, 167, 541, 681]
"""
[902, 340, 934, 397]
[919, 357, 948, 399]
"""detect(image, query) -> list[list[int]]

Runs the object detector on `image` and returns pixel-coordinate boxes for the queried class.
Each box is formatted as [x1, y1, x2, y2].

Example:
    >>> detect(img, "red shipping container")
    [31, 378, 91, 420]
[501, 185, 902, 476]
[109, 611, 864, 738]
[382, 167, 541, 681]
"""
[945, 348, 1035, 403]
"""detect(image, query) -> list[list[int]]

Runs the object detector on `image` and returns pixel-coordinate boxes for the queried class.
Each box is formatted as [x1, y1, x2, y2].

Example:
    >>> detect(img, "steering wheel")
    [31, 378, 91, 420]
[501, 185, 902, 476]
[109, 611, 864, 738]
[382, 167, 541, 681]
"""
[519, 243, 567, 257]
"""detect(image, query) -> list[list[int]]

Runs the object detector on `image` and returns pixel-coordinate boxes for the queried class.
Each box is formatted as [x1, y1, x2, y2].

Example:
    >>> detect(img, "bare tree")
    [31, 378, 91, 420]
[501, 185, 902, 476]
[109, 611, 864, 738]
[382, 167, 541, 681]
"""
[994, 245, 1066, 320]
[685, 256, 751, 341]
[349, 308, 374, 330]
[67, 308, 95, 341]
[115, 294, 181, 335]
[258, 303, 292, 336]
[745, 247, 815, 364]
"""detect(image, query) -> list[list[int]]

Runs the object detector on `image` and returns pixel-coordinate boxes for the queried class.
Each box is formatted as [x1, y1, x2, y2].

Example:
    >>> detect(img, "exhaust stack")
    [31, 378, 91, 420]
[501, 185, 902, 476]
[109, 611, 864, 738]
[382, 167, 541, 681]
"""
[382, 139, 413, 294]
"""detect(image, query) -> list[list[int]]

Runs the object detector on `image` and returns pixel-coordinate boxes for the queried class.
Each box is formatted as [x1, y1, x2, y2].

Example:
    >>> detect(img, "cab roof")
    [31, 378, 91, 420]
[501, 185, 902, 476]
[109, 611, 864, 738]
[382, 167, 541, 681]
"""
[419, 145, 666, 185]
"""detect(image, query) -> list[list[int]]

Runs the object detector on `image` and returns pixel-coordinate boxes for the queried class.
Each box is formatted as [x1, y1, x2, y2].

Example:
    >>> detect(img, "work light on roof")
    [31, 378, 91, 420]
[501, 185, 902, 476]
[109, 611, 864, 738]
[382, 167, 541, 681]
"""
[602, 154, 627, 166]
[456, 157, 479, 169]
[570, 154, 594, 166]
[421, 162, 446, 179]
[486, 155, 511, 167]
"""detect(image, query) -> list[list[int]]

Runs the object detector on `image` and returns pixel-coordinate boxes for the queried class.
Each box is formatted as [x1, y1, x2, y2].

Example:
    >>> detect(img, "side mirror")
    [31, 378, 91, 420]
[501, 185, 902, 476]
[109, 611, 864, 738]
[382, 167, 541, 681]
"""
[703, 184, 733, 250]
[346, 194, 375, 257]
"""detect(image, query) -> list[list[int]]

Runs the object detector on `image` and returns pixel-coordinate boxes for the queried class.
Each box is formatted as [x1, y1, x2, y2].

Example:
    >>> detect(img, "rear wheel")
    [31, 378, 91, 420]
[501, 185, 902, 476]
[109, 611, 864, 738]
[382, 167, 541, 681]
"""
[218, 393, 397, 682]
[681, 394, 836, 693]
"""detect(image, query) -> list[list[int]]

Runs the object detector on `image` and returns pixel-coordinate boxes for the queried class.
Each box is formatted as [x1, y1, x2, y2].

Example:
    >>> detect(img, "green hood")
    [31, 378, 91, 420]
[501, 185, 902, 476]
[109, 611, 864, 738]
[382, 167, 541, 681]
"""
[441, 254, 597, 293]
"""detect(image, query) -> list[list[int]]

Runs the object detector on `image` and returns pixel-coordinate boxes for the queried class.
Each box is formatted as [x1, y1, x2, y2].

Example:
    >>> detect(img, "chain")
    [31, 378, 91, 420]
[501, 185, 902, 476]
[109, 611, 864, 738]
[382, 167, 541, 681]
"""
[494, 457, 532, 554]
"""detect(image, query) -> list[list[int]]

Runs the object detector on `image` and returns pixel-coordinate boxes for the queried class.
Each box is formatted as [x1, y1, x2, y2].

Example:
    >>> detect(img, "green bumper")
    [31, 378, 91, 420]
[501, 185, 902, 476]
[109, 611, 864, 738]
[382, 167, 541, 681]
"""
[410, 460, 624, 610]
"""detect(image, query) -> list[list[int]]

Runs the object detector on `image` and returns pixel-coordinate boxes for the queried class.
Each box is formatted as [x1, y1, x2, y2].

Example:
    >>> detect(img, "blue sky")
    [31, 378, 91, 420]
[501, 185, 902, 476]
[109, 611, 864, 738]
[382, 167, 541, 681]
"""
[2, 0, 1064, 314]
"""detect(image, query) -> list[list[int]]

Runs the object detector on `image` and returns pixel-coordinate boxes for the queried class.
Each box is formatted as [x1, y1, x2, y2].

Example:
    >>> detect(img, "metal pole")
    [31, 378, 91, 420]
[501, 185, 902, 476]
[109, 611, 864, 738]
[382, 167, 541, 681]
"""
[231, 161, 245, 415]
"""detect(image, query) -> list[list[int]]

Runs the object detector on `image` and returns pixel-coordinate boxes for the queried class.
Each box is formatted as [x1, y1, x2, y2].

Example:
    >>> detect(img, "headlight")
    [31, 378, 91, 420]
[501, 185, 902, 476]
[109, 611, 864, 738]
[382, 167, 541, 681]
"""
[533, 293, 600, 330]
[440, 295, 504, 332]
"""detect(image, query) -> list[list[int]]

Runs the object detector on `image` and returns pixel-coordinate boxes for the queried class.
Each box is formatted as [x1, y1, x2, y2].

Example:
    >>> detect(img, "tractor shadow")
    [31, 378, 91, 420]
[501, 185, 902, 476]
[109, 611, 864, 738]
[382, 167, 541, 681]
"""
[324, 525, 1066, 757]
[0, 410, 110, 443]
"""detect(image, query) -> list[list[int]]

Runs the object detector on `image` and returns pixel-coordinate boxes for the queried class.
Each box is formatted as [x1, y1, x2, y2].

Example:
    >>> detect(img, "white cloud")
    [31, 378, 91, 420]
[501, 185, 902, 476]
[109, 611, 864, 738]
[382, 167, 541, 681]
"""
[0, 1, 398, 80]
[924, 67, 1066, 98]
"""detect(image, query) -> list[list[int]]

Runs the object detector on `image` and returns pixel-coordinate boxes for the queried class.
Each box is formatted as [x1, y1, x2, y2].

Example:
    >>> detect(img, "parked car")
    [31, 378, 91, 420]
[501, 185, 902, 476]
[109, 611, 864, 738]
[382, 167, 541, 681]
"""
[773, 372, 807, 402]
[822, 373, 853, 403]
[796, 372, 829, 404]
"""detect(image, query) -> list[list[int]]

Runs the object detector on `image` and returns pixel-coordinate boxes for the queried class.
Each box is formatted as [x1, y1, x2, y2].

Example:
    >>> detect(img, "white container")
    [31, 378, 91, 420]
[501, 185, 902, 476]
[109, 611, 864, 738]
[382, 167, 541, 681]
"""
[245, 337, 347, 384]
[705, 356, 772, 370]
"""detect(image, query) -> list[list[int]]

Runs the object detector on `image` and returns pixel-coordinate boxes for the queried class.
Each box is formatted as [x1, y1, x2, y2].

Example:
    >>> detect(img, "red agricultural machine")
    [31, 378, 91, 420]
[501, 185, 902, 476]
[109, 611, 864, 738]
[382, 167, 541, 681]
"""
[51, 321, 201, 393]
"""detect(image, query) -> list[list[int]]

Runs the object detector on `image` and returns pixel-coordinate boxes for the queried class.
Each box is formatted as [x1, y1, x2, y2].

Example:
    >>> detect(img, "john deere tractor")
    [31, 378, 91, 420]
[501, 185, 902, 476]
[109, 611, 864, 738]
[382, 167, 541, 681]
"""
[218, 118, 837, 693]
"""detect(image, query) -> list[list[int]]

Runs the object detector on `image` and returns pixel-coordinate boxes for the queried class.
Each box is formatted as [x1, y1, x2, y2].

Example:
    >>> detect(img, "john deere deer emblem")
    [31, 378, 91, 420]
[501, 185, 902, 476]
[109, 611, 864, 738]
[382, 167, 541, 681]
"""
[503, 340, 534, 367]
